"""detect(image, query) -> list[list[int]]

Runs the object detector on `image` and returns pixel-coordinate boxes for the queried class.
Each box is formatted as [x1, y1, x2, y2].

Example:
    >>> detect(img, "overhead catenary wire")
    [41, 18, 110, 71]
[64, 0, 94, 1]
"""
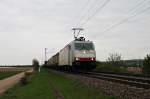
[101, 0, 150, 33]
[83, 0, 147, 30]
[84, 0, 149, 38]
[126, 0, 147, 13]
[79, 0, 111, 27]
[74, 0, 91, 27]
[70, 0, 92, 29]
[71, 0, 149, 39]
[75, 0, 100, 27]
[99, 0, 148, 31]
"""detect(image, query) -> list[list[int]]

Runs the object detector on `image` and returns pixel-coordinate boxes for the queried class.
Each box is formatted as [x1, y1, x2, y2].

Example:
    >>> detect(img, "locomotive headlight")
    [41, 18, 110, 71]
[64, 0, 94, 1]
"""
[91, 58, 95, 61]
[75, 57, 79, 61]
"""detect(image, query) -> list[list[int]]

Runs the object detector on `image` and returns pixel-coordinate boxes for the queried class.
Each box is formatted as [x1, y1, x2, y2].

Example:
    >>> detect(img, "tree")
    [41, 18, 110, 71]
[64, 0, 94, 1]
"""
[106, 53, 123, 66]
[32, 59, 39, 72]
[143, 54, 150, 74]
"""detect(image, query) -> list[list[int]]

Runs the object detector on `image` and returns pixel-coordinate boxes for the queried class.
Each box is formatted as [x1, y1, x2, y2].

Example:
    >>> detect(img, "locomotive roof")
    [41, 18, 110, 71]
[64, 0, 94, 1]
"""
[72, 40, 93, 43]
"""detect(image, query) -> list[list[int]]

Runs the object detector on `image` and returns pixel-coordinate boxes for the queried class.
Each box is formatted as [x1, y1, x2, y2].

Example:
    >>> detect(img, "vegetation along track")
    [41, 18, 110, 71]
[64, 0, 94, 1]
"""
[77, 71, 150, 89]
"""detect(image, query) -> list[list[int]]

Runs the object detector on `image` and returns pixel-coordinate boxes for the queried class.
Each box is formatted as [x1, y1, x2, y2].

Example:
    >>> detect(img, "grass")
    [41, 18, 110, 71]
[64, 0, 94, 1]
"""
[0, 69, 115, 99]
[95, 61, 128, 73]
[96, 65, 127, 73]
[0, 70, 55, 99]
[48, 70, 114, 99]
[0, 72, 19, 80]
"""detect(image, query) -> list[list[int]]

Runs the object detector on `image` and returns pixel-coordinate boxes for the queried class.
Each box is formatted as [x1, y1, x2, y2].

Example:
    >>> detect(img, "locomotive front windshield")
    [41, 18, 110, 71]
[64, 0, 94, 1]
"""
[75, 43, 94, 50]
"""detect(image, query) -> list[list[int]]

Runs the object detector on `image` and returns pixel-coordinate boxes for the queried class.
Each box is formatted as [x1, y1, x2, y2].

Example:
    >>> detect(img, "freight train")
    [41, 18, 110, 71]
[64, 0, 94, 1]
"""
[46, 37, 96, 71]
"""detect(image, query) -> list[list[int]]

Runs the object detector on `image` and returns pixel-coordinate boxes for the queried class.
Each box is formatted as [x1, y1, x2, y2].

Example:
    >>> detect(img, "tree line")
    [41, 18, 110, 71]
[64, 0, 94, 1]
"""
[97, 53, 150, 75]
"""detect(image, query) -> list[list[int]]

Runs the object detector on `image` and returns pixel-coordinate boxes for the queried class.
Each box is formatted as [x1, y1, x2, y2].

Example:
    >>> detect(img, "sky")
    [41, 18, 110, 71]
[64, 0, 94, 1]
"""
[0, 0, 150, 65]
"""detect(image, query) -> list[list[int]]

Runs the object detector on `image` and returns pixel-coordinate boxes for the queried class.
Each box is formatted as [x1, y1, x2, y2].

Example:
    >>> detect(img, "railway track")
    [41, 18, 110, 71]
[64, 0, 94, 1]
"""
[47, 67, 150, 89]
[78, 71, 150, 89]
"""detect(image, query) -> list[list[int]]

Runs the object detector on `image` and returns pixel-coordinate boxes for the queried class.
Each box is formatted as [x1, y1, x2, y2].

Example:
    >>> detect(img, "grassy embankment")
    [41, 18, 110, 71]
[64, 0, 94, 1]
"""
[95, 61, 128, 73]
[0, 72, 19, 80]
[0, 69, 115, 99]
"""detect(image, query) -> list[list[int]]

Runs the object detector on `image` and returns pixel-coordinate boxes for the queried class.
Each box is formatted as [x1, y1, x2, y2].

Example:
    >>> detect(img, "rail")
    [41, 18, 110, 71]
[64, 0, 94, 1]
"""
[78, 71, 150, 89]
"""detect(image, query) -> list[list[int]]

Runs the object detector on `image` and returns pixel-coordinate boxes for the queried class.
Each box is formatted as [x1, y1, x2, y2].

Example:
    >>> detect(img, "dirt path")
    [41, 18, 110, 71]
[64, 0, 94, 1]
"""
[0, 69, 33, 95]
[53, 87, 64, 99]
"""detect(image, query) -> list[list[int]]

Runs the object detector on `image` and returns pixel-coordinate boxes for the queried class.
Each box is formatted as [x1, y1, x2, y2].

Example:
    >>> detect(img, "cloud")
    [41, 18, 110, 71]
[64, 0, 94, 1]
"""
[0, 0, 149, 64]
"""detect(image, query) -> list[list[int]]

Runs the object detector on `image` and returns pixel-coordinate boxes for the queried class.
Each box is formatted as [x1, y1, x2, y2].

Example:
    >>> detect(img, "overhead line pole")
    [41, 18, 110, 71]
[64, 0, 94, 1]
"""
[44, 48, 47, 65]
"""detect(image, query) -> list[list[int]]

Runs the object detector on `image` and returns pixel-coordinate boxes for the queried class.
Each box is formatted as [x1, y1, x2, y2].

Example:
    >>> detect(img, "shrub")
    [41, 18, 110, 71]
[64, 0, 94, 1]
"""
[96, 62, 127, 73]
[143, 54, 150, 75]
[32, 59, 39, 72]
[20, 75, 28, 86]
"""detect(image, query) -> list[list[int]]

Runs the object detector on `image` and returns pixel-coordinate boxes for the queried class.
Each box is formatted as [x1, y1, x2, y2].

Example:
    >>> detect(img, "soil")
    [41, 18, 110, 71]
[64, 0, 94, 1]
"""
[0, 69, 33, 95]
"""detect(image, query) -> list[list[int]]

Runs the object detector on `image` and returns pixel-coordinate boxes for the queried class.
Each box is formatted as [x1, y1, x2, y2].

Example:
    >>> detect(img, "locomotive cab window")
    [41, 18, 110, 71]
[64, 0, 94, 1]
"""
[75, 43, 94, 50]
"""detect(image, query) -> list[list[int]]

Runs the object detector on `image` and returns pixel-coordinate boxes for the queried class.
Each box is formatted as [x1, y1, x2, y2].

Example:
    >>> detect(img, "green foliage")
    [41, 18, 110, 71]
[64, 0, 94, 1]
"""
[20, 76, 28, 86]
[96, 62, 127, 73]
[95, 53, 126, 73]
[0, 69, 114, 99]
[0, 72, 19, 80]
[20, 72, 31, 86]
[143, 54, 150, 74]
[48, 70, 114, 99]
[32, 59, 39, 72]
[0, 69, 55, 99]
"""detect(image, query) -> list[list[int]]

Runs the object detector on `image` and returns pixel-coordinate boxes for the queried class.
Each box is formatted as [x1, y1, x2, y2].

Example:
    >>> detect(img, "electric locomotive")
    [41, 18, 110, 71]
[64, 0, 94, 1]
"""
[46, 37, 96, 71]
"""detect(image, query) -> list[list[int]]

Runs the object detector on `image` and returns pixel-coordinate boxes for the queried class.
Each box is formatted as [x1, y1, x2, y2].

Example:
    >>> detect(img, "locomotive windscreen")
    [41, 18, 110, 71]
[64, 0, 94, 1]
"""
[75, 43, 94, 50]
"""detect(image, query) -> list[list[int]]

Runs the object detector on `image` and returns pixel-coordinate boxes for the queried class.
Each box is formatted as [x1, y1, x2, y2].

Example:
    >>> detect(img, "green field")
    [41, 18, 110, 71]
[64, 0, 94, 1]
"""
[0, 72, 19, 80]
[0, 69, 115, 99]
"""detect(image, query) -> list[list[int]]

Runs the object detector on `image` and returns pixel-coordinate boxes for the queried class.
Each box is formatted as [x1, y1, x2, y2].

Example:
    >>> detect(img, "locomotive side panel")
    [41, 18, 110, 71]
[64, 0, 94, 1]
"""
[67, 43, 74, 66]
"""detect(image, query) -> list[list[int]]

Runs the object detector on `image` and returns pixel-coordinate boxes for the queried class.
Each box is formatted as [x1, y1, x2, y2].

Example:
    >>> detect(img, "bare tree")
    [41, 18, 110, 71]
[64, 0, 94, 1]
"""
[107, 53, 123, 66]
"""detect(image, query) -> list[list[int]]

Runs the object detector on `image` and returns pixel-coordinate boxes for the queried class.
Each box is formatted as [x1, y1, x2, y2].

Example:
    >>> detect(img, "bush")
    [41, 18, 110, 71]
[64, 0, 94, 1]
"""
[143, 54, 150, 75]
[32, 59, 39, 72]
[96, 63, 127, 73]
[20, 74, 28, 86]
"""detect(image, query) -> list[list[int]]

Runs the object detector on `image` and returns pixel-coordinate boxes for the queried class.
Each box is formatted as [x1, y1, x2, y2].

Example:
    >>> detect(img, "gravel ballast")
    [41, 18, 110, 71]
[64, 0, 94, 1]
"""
[56, 71, 150, 99]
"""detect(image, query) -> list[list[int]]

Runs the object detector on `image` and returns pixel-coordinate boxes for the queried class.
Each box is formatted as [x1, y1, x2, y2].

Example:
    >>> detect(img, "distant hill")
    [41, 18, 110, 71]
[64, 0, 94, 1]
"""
[96, 59, 144, 67]
[123, 59, 143, 67]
